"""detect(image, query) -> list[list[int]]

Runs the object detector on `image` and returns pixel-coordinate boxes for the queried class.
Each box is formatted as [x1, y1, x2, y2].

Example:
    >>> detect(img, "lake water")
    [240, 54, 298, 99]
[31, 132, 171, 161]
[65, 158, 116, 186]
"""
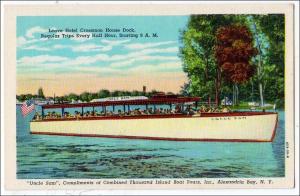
[17, 106, 285, 178]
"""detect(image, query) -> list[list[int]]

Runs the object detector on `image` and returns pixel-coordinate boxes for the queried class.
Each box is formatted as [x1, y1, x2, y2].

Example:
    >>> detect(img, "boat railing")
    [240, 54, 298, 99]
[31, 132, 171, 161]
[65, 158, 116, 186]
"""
[32, 112, 194, 121]
[31, 106, 235, 122]
[31, 110, 276, 122]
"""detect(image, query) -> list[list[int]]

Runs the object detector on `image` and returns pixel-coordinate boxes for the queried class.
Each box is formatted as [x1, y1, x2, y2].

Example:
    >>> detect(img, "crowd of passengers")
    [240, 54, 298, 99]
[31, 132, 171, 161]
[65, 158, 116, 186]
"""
[33, 105, 231, 120]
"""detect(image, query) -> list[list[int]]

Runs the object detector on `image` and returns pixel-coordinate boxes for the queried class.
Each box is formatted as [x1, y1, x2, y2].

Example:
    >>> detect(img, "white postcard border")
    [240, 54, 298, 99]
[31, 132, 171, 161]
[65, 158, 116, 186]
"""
[2, 1, 298, 194]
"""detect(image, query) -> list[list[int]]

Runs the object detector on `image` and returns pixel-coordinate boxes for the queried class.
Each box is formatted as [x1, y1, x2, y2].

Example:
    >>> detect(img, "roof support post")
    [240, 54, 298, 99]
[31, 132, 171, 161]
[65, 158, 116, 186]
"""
[113, 105, 115, 112]
[62, 107, 65, 118]
[81, 107, 84, 116]
[123, 105, 126, 112]
[146, 104, 148, 110]
[169, 103, 172, 109]
[41, 107, 44, 119]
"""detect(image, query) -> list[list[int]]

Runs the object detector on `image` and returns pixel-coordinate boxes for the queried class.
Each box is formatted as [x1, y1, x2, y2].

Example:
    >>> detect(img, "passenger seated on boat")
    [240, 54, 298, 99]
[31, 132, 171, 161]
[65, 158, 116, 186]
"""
[74, 111, 80, 118]
[65, 112, 72, 118]
[117, 109, 122, 116]
[159, 108, 163, 114]
[199, 106, 206, 112]
[147, 108, 153, 114]
[154, 108, 160, 114]
[130, 110, 135, 115]
[106, 111, 113, 116]
[134, 111, 137, 115]
[218, 107, 225, 113]
[222, 107, 229, 113]
[135, 109, 139, 115]
[33, 112, 41, 120]
[188, 108, 195, 115]
[120, 111, 125, 116]
[45, 112, 52, 119]
[175, 105, 182, 113]
[170, 108, 175, 114]
[136, 108, 142, 115]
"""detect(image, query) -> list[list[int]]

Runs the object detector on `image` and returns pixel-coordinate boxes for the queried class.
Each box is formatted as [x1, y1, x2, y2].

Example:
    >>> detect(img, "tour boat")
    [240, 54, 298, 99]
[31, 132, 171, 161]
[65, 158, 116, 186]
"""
[30, 95, 278, 142]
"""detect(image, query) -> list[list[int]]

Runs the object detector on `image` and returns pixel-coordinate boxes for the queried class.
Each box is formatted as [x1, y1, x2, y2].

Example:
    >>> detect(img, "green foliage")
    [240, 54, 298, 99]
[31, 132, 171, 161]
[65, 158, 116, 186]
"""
[248, 14, 285, 107]
[65, 93, 78, 102]
[180, 15, 247, 102]
[37, 87, 45, 99]
[258, 15, 285, 107]
[180, 14, 285, 108]
[17, 89, 165, 102]
[98, 89, 110, 98]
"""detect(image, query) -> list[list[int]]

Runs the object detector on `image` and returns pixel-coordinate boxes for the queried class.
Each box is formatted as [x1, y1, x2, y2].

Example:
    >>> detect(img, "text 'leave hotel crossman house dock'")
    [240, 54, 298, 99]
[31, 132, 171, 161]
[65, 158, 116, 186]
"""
[30, 94, 278, 142]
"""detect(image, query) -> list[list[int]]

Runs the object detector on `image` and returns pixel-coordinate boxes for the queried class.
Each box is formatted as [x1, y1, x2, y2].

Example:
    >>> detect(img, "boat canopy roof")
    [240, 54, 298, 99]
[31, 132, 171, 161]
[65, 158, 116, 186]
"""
[42, 97, 201, 109]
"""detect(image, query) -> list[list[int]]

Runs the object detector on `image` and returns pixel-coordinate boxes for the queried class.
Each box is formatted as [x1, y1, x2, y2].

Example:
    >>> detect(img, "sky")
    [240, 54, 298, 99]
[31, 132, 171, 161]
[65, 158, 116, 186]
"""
[16, 16, 189, 97]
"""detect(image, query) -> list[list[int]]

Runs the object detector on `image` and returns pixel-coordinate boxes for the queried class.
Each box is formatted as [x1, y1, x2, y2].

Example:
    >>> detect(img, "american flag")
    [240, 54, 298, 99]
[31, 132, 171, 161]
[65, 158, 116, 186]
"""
[21, 100, 35, 116]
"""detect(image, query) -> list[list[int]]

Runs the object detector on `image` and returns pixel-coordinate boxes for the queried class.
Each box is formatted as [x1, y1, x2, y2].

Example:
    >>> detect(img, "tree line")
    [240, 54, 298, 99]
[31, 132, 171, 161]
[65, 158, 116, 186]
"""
[16, 89, 171, 103]
[179, 14, 284, 108]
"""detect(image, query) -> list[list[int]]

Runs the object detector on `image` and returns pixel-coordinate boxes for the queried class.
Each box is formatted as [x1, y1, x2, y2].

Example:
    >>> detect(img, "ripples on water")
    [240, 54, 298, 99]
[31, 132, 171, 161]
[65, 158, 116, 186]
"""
[17, 107, 285, 179]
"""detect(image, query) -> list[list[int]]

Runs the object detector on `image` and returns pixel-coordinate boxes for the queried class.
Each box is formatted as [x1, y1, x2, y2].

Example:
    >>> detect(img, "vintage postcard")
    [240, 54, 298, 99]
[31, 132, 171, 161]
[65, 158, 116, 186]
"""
[2, 2, 297, 193]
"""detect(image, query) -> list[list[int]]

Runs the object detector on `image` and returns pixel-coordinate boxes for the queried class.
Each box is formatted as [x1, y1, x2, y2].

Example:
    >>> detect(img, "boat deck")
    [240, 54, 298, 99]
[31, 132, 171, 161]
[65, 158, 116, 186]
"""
[31, 111, 277, 122]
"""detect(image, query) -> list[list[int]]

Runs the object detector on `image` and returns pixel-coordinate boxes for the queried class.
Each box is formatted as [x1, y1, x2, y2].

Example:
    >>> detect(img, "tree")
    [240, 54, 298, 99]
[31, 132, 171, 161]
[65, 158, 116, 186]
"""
[180, 82, 191, 96]
[180, 15, 247, 105]
[66, 93, 78, 102]
[37, 87, 45, 99]
[246, 15, 269, 107]
[255, 14, 285, 107]
[98, 89, 110, 98]
[215, 25, 257, 83]
[241, 14, 285, 107]
[80, 92, 90, 102]
[88, 93, 97, 101]
[111, 90, 121, 97]
[215, 25, 257, 105]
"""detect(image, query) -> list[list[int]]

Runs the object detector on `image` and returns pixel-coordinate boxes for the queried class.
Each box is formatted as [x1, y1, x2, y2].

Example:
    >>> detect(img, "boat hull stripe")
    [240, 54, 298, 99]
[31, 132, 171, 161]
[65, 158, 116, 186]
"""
[30, 131, 273, 142]
[270, 114, 278, 142]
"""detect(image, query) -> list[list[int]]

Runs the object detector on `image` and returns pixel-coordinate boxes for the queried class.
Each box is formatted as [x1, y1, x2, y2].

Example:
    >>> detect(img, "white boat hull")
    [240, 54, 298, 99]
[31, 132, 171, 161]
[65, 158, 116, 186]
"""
[30, 113, 278, 142]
